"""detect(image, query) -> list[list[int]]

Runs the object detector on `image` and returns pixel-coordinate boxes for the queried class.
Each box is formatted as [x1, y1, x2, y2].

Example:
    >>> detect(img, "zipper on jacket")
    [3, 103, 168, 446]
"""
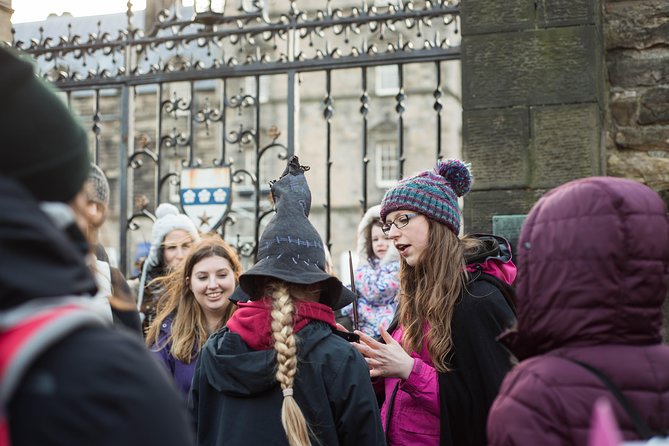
[384, 382, 400, 444]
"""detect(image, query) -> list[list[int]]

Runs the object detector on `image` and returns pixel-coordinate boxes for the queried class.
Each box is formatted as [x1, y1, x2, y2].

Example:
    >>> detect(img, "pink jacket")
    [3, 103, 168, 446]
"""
[378, 325, 440, 446]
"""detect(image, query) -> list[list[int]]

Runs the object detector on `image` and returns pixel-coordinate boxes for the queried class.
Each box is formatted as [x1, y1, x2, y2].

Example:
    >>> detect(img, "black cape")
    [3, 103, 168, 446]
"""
[438, 277, 516, 446]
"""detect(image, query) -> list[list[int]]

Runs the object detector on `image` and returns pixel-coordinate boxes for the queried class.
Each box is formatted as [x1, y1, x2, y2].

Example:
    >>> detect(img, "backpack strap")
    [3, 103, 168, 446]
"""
[0, 303, 106, 446]
[563, 357, 655, 440]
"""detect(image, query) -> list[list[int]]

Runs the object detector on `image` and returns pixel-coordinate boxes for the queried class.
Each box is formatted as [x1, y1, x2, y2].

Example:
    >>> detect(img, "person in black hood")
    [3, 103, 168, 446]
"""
[189, 157, 385, 446]
[0, 46, 195, 446]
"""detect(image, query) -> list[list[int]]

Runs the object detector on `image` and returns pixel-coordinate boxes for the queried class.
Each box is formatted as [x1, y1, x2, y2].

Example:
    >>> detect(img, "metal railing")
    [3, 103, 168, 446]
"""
[11, 0, 461, 275]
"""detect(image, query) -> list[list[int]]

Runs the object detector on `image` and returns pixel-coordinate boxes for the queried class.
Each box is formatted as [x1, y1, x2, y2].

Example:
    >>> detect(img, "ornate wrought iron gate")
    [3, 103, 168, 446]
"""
[11, 0, 461, 277]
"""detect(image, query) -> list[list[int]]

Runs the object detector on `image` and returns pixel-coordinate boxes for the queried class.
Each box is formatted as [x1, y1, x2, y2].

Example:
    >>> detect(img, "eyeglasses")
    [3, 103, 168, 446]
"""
[381, 213, 418, 235]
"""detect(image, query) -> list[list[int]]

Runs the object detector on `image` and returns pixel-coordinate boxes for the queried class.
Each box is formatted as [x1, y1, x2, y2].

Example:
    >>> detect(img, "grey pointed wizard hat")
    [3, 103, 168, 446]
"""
[229, 156, 354, 310]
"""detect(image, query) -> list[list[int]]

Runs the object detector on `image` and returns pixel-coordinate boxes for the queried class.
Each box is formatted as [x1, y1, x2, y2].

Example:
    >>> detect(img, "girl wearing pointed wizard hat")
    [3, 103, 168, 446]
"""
[189, 156, 384, 446]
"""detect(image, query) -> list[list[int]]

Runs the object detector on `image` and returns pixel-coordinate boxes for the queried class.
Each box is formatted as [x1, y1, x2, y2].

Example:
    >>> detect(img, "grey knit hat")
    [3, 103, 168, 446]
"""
[87, 164, 110, 206]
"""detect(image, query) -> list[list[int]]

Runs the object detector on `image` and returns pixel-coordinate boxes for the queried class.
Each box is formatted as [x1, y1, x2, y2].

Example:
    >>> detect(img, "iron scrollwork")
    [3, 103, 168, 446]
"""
[11, 0, 461, 272]
[12, 1, 460, 88]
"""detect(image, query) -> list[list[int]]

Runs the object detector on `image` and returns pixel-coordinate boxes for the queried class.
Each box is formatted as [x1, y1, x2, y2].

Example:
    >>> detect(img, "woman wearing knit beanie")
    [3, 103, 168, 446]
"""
[80, 163, 143, 335]
[137, 203, 201, 335]
[352, 159, 517, 446]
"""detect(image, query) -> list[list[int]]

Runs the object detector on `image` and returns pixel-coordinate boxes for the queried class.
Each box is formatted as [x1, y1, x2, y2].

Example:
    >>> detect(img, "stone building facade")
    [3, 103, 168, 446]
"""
[11, 1, 462, 276]
[605, 0, 669, 204]
[0, 0, 12, 42]
[460, 0, 606, 251]
[460, 0, 669, 255]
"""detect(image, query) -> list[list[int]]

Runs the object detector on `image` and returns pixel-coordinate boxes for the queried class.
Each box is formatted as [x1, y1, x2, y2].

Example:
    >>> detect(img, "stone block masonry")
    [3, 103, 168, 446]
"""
[461, 0, 605, 234]
[605, 0, 669, 203]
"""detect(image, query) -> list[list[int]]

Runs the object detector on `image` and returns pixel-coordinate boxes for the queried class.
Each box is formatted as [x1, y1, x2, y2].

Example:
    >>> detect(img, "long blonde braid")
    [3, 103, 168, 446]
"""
[270, 283, 311, 446]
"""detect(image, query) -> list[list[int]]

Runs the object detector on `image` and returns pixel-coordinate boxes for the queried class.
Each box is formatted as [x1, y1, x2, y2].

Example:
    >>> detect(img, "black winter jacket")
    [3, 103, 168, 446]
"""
[0, 176, 194, 446]
[190, 321, 385, 446]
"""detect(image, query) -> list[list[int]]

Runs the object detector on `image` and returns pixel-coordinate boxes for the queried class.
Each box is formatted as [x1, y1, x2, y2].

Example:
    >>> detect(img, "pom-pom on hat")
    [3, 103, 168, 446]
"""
[145, 203, 200, 270]
[380, 159, 473, 235]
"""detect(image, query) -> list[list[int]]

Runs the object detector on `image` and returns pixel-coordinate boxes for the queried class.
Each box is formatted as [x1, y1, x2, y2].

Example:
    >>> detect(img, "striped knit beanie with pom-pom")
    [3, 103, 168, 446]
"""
[380, 159, 473, 235]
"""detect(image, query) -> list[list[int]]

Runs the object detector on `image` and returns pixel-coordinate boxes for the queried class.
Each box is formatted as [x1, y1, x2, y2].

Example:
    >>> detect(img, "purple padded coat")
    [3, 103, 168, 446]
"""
[487, 177, 669, 445]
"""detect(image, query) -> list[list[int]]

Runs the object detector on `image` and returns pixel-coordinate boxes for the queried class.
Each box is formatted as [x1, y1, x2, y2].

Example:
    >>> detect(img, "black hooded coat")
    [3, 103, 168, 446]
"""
[190, 321, 385, 446]
[0, 177, 195, 446]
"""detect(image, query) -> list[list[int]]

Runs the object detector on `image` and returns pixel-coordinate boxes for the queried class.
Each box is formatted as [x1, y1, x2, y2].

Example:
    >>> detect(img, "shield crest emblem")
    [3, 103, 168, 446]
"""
[180, 166, 232, 233]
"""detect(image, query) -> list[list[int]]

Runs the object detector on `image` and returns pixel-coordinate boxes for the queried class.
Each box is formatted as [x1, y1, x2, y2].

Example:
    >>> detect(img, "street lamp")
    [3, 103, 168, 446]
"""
[194, 0, 226, 25]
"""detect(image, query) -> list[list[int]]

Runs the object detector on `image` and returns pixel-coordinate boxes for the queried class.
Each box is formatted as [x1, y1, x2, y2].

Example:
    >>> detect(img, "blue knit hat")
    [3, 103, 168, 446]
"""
[380, 159, 473, 235]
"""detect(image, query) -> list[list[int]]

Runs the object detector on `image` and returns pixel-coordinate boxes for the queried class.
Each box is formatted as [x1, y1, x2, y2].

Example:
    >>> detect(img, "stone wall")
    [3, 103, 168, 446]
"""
[0, 0, 12, 43]
[604, 0, 669, 206]
[461, 0, 669, 337]
[460, 0, 606, 251]
[461, 0, 669, 242]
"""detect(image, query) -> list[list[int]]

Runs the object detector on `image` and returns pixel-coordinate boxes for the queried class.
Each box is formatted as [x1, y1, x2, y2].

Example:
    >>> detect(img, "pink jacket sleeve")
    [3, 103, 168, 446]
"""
[399, 357, 440, 416]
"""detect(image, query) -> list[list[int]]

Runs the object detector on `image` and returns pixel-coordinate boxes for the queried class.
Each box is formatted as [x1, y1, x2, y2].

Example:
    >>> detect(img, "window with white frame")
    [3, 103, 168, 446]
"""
[375, 65, 399, 96]
[376, 140, 399, 187]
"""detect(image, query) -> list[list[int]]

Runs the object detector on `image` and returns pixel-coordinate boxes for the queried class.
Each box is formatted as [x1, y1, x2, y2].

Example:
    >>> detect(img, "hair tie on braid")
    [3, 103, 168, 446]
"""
[282, 388, 294, 397]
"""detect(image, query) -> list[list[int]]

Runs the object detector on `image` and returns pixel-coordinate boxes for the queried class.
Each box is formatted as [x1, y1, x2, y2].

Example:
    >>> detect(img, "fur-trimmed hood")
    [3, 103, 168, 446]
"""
[356, 204, 399, 267]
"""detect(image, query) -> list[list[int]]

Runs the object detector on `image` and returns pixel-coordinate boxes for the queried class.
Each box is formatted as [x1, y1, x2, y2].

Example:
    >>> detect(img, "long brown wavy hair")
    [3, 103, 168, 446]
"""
[396, 220, 482, 373]
[146, 235, 242, 362]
